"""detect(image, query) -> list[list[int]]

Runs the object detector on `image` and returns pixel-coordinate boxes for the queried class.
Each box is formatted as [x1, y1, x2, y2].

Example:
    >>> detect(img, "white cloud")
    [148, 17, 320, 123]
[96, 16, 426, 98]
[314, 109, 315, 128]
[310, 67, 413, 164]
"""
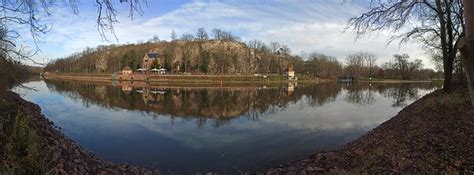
[29, 0, 433, 68]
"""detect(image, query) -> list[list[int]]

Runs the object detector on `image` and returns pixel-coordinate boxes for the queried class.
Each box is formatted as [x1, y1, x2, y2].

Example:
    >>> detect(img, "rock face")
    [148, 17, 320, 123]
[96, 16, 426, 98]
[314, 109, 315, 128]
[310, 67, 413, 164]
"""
[0, 91, 159, 174]
[267, 87, 474, 174]
[146, 40, 271, 74]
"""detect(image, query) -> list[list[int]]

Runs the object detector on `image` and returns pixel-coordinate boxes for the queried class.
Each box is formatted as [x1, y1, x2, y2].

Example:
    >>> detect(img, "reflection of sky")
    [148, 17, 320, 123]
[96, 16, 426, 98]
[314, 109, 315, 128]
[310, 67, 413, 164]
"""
[14, 81, 435, 174]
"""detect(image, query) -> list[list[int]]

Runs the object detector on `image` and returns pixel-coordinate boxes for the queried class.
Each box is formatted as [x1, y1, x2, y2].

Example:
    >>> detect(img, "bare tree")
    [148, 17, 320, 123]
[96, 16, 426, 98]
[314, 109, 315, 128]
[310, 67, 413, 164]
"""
[348, 0, 464, 92]
[246, 40, 269, 53]
[211, 28, 223, 40]
[278, 45, 291, 55]
[211, 28, 239, 41]
[305, 52, 342, 78]
[196, 28, 209, 41]
[393, 54, 410, 80]
[180, 33, 194, 41]
[345, 52, 368, 77]
[170, 30, 177, 41]
[148, 35, 160, 43]
[94, 0, 147, 40]
[0, 0, 147, 67]
[390, 54, 423, 80]
[459, 0, 474, 106]
[365, 54, 377, 78]
[269, 42, 281, 54]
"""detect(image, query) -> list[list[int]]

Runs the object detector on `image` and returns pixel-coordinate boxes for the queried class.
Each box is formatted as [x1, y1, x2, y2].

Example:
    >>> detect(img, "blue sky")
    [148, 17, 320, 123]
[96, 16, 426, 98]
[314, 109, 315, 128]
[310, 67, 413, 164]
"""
[20, 0, 431, 68]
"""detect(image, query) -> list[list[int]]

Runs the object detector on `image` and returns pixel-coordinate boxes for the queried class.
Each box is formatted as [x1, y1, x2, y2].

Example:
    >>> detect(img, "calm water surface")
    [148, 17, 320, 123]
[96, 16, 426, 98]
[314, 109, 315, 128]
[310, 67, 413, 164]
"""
[14, 80, 439, 174]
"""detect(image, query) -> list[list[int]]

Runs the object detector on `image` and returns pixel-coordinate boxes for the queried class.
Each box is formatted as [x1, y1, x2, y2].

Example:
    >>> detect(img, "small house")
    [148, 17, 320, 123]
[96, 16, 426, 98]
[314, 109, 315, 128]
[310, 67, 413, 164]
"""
[121, 84, 133, 93]
[285, 65, 296, 80]
[142, 50, 163, 70]
[286, 82, 297, 96]
[121, 66, 133, 75]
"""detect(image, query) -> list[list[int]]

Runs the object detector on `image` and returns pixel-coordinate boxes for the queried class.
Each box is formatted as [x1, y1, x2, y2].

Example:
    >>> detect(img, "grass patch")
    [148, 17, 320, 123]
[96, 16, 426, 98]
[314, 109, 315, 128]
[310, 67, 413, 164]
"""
[420, 88, 471, 110]
[0, 95, 52, 174]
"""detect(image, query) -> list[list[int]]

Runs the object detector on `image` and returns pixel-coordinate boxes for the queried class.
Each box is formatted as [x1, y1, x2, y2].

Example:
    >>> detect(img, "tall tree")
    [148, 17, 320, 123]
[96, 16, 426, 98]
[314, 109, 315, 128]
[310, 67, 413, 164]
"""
[392, 54, 423, 80]
[365, 54, 378, 78]
[345, 52, 368, 77]
[460, 0, 474, 106]
[170, 30, 177, 41]
[196, 28, 209, 41]
[348, 0, 464, 92]
[211, 28, 223, 40]
[269, 42, 281, 54]
[393, 54, 410, 80]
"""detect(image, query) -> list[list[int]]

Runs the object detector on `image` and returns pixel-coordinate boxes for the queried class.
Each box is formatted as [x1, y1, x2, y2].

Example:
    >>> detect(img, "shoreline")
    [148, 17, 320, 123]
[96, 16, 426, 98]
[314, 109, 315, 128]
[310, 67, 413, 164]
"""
[0, 91, 158, 174]
[44, 73, 324, 83]
[44, 73, 438, 84]
[357, 80, 437, 83]
[267, 86, 474, 174]
[1, 78, 465, 174]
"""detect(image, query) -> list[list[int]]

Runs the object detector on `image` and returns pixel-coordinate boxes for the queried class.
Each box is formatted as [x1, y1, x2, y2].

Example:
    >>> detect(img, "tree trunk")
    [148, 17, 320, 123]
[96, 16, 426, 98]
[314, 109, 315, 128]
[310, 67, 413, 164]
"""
[435, 0, 452, 92]
[443, 59, 453, 92]
[461, 0, 474, 106]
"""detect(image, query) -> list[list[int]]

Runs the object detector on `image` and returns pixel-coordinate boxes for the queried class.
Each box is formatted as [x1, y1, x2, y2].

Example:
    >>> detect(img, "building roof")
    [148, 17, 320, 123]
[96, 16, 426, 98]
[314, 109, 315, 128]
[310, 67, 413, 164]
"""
[146, 51, 160, 59]
[123, 66, 132, 71]
[286, 65, 294, 72]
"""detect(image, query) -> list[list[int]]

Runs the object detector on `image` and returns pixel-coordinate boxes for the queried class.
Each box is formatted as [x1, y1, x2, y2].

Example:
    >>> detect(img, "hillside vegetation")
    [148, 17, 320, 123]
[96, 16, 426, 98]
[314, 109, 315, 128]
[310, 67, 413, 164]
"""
[44, 28, 439, 80]
[45, 40, 304, 76]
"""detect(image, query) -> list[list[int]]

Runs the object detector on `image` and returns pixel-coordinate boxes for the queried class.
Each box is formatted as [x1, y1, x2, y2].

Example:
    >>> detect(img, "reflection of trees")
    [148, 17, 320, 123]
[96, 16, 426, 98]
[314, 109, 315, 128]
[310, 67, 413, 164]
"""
[298, 83, 342, 107]
[43, 80, 440, 128]
[343, 83, 376, 107]
[343, 83, 440, 107]
[44, 80, 343, 128]
[380, 84, 425, 107]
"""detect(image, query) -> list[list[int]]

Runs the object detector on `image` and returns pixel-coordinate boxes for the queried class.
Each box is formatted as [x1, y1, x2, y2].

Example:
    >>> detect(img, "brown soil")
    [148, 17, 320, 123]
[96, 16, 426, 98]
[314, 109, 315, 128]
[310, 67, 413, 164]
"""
[268, 87, 474, 174]
[0, 91, 159, 174]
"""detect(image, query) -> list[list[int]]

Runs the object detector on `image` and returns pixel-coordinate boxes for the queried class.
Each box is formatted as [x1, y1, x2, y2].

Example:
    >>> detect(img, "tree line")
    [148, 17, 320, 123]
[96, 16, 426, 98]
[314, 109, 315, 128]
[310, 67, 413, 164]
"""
[301, 52, 439, 80]
[45, 30, 299, 76]
[45, 28, 437, 80]
[3, 0, 474, 106]
[348, 0, 474, 106]
[148, 28, 241, 43]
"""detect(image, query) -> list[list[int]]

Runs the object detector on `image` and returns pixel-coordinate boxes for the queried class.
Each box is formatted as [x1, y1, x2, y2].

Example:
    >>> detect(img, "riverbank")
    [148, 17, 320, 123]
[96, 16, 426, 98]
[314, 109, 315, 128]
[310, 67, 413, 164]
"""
[267, 86, 474, 174]
[2, 80, 469, 174]
[358, 79, 436, 83]
[357, 77, 442, 83]
[0, 91, 159, 174]
[44, 73, 330, 84]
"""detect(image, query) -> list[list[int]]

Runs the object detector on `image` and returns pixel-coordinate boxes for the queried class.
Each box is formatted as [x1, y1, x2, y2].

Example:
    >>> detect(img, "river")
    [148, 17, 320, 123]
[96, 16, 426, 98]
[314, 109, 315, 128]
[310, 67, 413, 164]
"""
[13, 79, 440, 174]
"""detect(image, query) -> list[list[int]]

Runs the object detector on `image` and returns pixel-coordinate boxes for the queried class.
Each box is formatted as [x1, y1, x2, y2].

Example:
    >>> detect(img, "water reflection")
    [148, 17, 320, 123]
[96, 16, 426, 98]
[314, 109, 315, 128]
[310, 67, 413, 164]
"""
[342, 83, 434, 107]
[15, 80, 440, 174]
[45, 80, 438, 123]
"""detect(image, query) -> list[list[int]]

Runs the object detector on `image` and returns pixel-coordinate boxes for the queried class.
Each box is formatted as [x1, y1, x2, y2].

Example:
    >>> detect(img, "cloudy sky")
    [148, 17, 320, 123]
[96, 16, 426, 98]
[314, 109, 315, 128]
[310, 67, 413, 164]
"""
[22, 0, 432, 68]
